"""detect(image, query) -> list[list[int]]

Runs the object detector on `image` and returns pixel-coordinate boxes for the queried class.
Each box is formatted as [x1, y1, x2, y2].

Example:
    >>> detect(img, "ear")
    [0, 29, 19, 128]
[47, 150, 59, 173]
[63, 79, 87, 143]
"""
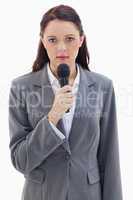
[79, 35, 84, 47]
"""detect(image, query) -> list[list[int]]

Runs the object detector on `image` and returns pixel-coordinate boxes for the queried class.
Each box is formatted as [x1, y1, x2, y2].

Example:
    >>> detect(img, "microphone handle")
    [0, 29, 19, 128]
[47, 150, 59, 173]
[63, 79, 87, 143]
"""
[59, 77, 70, 113]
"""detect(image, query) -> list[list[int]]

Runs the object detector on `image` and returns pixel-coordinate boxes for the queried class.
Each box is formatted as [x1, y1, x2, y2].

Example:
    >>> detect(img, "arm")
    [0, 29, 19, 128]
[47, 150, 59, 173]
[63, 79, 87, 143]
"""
[8, 80, 65, 175]
[97, 80, 123, 200]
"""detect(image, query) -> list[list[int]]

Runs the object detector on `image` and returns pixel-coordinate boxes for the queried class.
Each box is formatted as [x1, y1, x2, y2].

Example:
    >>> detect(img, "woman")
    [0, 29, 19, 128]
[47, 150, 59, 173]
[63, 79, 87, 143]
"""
[9, 4, 123, 200]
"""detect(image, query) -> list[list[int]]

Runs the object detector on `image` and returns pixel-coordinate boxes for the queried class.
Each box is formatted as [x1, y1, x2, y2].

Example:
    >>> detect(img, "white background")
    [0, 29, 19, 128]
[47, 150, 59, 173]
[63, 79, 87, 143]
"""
[0, 0, 132, 199]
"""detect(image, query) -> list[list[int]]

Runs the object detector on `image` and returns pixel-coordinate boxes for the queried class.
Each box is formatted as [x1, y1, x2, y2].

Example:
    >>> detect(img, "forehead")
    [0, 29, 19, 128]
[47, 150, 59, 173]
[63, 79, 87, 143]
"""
[43, 19, 80, 36]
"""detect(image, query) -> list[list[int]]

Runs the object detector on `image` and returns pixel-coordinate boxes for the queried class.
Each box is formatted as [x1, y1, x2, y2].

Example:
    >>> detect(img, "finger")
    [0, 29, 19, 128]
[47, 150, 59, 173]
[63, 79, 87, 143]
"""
[56, 91, 73, 98]
[63, 92, 74, 98]
[59, 97, 74, 104]
[60, 85, 72, 93]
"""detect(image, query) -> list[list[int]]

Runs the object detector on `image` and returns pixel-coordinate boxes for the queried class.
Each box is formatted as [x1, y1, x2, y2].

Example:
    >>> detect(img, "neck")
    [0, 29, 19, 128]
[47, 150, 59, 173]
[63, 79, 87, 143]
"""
[69, 66, 77, 86]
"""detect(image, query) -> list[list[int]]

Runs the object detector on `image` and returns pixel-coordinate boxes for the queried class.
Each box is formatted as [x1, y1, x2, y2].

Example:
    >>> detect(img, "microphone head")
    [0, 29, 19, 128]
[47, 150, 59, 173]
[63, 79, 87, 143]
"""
[57, 63, 70, 78]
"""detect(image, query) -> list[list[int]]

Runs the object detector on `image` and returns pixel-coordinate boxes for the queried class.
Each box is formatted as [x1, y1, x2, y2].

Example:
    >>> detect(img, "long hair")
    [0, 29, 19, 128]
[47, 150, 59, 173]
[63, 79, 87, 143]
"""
[32, 5, 91, 72]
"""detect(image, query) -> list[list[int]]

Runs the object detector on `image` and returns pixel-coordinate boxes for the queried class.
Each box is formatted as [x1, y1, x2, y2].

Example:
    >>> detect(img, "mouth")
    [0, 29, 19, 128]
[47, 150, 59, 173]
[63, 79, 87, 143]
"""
[56, 56, 69, 60]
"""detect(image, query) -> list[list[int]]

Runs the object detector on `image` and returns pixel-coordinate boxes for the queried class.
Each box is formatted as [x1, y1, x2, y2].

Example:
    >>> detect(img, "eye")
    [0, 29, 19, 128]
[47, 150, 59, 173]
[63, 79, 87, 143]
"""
[66, 37, 75, 42]
[48, 38, 57, 43]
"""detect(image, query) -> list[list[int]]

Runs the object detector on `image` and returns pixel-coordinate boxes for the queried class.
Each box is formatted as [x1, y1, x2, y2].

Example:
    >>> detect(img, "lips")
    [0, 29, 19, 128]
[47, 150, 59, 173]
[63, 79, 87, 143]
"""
[56, 55, 69, 59]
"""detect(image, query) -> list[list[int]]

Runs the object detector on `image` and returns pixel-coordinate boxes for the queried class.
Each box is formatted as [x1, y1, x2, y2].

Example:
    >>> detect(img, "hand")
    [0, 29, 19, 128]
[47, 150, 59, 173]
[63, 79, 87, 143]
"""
[48, 85, 75, 125]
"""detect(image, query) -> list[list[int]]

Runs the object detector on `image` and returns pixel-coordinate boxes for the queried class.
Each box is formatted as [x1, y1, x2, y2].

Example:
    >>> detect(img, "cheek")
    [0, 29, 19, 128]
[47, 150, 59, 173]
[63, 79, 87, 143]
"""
[69, 44, 80, 56]
[45, 46, 55, 57]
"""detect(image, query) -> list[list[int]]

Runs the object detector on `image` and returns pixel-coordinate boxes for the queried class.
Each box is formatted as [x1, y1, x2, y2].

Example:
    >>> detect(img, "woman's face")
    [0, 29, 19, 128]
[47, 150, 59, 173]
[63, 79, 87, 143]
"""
[41, 19, 84, 76]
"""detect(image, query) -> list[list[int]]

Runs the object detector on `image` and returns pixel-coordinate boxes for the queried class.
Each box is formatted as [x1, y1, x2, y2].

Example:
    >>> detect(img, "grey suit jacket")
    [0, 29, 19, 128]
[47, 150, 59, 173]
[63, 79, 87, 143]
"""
[8, 63, 123, 200]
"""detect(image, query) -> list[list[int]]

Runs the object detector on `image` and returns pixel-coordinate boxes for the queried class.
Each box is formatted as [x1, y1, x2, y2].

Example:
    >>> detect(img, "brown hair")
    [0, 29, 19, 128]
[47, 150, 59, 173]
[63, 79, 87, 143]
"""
[32, 4, 91, 72]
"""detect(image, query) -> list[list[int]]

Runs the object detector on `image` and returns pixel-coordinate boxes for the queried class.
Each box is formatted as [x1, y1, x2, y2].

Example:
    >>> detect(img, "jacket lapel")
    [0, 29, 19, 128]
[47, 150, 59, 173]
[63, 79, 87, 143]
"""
[67, 66, 96, 146]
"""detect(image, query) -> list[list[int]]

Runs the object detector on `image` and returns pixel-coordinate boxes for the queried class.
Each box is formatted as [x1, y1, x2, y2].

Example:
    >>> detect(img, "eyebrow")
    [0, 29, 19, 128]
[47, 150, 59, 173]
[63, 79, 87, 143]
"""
[47, 34, 75, 38]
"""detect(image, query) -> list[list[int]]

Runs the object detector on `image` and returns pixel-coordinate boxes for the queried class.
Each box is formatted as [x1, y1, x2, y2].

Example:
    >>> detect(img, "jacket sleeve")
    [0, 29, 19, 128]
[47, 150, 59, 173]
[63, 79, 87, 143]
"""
[97, 80, 123, 200]
[49, 121, 65, 140]
[8, 80, 65, 175]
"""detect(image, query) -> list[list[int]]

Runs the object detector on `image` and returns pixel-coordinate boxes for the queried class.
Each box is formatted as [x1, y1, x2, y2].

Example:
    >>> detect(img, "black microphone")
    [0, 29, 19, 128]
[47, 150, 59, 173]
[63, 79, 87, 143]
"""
[57, 63, 70, 113]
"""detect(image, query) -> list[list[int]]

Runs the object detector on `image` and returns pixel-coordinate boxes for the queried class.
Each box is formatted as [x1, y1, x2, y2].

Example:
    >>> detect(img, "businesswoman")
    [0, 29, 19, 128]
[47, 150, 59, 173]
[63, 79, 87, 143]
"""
[9, 4, 123, 200]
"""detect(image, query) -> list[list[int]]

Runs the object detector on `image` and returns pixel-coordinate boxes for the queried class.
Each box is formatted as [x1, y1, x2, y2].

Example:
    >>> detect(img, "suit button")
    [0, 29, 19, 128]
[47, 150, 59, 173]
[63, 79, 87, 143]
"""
[65, 154, 70, 160]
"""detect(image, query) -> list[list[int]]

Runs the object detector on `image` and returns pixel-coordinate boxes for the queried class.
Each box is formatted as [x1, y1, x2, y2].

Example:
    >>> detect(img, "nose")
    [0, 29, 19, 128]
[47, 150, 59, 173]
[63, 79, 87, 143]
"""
[57, 41, 67, 52]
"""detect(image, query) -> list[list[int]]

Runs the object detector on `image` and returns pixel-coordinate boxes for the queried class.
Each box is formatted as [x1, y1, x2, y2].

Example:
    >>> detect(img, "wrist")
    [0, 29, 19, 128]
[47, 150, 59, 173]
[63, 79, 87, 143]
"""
[47, 110, 60, 126]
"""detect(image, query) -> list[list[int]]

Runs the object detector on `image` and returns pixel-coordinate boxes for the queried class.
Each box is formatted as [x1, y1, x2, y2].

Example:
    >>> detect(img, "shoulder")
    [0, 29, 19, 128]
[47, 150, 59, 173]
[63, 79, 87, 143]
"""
[10, 69, 42, 87]
[85, 70, 113, 90]
[11, 72, 32, 85]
